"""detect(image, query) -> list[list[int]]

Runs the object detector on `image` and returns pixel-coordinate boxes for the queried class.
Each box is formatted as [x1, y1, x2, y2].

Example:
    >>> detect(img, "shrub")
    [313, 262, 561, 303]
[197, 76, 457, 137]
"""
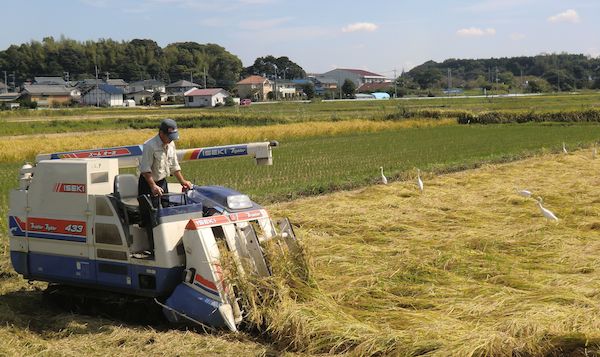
[457, 109, 600, 124]
[224, 97, 235, 107]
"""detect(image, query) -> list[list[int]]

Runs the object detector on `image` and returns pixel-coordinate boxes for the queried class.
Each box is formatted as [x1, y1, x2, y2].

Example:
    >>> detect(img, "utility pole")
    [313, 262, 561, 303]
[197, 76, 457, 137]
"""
[203, 67, 207, 89]
[393, 69, 397, 98]
[557, 59, 560, 92]
[520, 68, 523, 92]
[272, 64, 277, 101]
[2, 71, 6, 94]
[95, 65, 99, 107]
[447, 68, 452, 96]
[11, 72, 15, 92]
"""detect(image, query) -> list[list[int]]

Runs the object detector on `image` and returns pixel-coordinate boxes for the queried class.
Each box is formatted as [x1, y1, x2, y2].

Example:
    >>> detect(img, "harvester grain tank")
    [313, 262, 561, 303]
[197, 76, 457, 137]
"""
[8, 141, 298, 331]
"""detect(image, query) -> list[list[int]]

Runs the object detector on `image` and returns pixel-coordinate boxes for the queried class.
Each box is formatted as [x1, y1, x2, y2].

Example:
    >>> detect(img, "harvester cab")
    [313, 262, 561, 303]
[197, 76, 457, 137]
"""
[8, 141, 298, 331]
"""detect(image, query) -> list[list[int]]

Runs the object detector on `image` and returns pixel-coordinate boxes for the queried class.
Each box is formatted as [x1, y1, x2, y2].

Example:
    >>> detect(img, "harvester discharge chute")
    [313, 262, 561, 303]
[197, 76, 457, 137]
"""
[9, 141, 299, 331]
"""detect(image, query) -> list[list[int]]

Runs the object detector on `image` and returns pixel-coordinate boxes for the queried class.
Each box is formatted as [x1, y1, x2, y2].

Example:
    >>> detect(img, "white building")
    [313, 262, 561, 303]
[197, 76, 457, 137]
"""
[321, 68, 390, 88]
[184, 88, 230, 107]
[273, 80, 297, 99]
[82, 84, 124, 107]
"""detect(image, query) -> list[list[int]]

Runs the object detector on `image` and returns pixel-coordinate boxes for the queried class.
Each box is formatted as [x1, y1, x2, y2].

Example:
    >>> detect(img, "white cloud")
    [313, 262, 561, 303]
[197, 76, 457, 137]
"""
[239, 17, 292, 30]
[456, 27, 496, 37]
[342, 22, 378, 33]
[548, 9, 580, 23]
[510, 32, 526, 41]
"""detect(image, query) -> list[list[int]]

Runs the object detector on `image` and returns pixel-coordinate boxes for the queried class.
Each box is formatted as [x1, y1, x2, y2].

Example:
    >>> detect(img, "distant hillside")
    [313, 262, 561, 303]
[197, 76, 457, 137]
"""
[0, 37, 243, 89]
[404, 54, 600, 92]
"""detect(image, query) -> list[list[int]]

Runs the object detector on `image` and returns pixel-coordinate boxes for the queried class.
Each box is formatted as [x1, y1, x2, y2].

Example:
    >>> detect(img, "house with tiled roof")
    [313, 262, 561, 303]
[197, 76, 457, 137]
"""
[321, 68, 390, 88]
[357, 82, 393, 93]
[105, 79, 128, 91]
[166, 80, 201, 95]
[235, 75, 272, 101]
[21, 84, 81, 106]
[184, 88, 230, 107]
[0, 92, 21, 108]
[34, 76, 67, 86]
[128, 79, 166, 94]
[82, 84, 124, 107]
[76, 79, 102, 92]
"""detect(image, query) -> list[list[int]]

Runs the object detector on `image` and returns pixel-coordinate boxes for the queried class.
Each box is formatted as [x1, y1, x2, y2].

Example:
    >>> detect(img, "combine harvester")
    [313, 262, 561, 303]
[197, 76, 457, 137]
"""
[8, 141, 298, 331]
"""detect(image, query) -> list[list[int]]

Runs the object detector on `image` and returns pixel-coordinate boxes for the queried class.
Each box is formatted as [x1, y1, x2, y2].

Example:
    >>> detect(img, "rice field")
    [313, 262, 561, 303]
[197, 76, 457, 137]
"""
[1, 121, 600, 202]
[0, 119, 454, 162]
[2, 148, 600, 355]
[2, 97, 600, 355]
[1, 92, 600, 130]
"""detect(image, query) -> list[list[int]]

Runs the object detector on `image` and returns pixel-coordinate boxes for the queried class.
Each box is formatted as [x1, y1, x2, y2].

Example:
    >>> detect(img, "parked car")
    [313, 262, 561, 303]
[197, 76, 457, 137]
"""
[240, 99, 252, 106]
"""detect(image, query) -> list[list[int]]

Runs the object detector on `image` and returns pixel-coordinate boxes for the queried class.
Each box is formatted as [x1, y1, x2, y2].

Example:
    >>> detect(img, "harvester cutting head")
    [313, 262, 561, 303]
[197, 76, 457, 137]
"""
[9, 141, 300, 331]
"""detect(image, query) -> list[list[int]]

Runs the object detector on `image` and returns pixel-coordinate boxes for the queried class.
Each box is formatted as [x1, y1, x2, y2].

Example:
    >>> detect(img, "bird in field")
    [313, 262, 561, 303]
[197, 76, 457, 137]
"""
[516, 188, 532, 198]
[380, 166, 388, 185]
[536, 196, 559, 222]
[562, 142, 568, 154]
[417, 169, 424, 192]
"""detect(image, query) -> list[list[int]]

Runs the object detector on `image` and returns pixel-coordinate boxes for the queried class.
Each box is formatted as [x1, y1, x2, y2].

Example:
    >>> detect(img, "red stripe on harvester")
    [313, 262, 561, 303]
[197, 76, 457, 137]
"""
[191, 148, 202, 159]
[194, 273, 218, 291]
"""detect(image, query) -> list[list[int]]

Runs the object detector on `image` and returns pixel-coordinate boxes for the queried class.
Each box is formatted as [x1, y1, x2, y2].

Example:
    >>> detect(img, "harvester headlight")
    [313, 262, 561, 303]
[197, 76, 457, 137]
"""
[227, 194, 252, 209]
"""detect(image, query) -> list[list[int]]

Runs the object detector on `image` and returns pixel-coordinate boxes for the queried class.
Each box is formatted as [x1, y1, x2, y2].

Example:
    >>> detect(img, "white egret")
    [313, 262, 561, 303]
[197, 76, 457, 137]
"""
[536, 196, 558, 222]
[562, 142, 568, 154]
[417, 169, 424, 192]
[593, 146, 597, 159]
[516, 188, 532, 198]
[380, 166, 388, 185]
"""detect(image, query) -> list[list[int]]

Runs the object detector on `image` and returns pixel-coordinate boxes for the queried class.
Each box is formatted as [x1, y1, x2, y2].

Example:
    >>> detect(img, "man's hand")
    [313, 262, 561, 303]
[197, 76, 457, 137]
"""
[181, 180, 193, 192]
[151, 184, 164, 196]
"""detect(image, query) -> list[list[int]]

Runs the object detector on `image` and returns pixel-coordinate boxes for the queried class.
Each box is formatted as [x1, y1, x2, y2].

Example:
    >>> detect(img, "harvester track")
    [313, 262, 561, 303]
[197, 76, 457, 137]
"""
[43, 284, 167, 326]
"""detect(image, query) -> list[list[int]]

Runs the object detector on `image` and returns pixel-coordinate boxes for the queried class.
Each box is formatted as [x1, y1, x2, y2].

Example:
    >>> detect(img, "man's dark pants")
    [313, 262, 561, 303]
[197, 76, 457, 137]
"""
[137, 176, 168, 252]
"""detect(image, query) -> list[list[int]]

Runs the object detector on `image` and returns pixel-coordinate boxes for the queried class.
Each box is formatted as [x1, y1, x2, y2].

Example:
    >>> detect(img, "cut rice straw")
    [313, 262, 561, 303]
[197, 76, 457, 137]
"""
[236, 149, 600, 355]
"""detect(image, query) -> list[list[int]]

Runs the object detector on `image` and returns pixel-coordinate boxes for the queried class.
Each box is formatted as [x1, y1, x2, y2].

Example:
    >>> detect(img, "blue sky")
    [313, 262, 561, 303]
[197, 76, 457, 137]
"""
[2, 0, 599, 75]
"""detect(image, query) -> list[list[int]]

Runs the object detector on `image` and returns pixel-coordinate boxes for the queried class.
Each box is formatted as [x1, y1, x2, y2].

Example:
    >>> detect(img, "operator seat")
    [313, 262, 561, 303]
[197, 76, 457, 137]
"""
[113, 174, 140, 225]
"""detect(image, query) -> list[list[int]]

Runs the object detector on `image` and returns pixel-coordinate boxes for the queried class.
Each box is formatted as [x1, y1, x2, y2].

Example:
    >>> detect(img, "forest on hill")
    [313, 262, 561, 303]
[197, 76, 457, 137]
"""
[404, 53, 600, 92]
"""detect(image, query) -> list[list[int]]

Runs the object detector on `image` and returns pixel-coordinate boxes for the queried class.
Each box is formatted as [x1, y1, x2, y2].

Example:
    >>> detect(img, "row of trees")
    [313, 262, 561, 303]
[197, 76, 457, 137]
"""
[242, 55, 306, 80]
[0, 37, 245, 89]
[403, 53, 600, 93]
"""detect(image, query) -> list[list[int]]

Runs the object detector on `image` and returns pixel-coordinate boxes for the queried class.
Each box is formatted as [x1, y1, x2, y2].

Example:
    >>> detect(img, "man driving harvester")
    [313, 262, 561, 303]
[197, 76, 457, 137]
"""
[138, 118, 193, 253]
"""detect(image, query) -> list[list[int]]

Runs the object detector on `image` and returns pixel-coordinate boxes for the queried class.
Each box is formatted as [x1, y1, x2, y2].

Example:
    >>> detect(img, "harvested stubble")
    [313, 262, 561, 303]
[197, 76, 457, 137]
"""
[249, 150, 600, 356]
